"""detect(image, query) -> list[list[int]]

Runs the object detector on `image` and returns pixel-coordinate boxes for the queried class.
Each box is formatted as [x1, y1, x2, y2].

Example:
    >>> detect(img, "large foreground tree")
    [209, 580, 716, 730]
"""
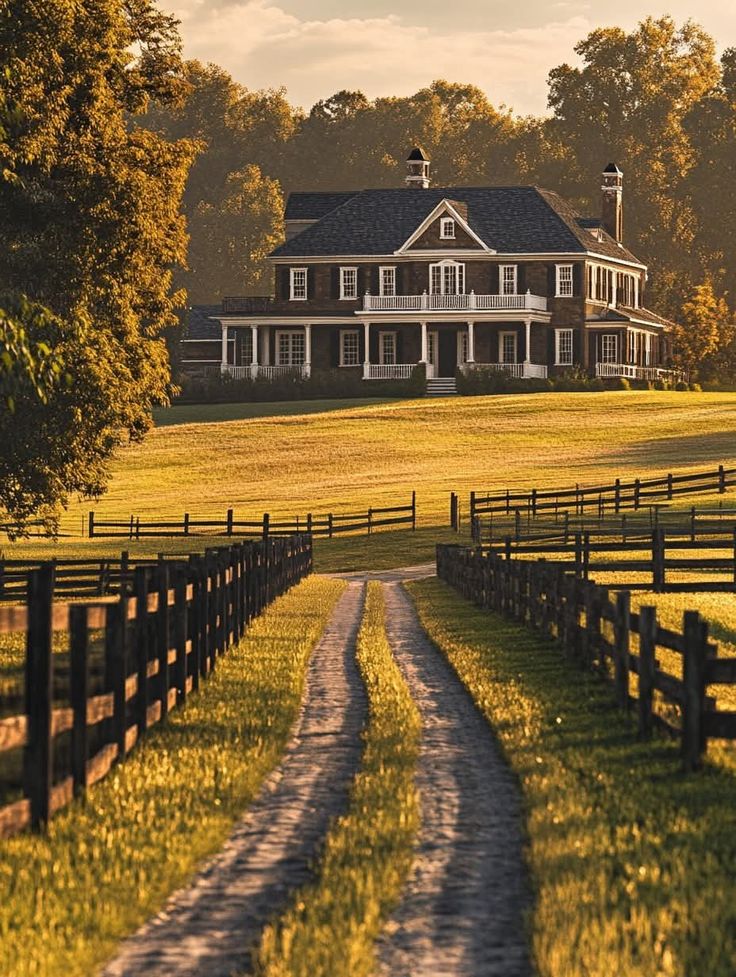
[0, 0, 195, 531]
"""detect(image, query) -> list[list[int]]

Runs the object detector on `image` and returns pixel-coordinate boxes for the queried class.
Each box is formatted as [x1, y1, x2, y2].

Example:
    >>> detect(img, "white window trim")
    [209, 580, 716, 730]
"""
[379, 330, 398, 365]
[339, 328, 360, 367]
[555, 328, 573, 366]
[429, 259, 465, 295]
[498, 331, 518, 364]
[555, 263, 574, 298]
[339, 266, 358, 300]
[600, 333, 619, 364]
[500, 263, 518, 296]
[379, 265, 396, 297]
[275, 329, 306, 366]
[289, 267, 308, 301]
[440, 217, 456, 239]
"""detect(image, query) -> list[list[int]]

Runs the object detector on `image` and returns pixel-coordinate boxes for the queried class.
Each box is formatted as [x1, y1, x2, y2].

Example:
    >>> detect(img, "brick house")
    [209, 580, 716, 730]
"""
[182, 150, 676, 393]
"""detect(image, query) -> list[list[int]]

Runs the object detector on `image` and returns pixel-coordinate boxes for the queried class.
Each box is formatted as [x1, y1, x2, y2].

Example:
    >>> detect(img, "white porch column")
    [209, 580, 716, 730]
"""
[363, 321, 371, 379]
[262, 325, 270, 365]
[467, 321, 475, 363]
[420, 321, 428, 363]
[524, 317, 532, 366]
[304, 323, 312, 378]
[221, 324, 229, 374]
[250, 324, 259, 379]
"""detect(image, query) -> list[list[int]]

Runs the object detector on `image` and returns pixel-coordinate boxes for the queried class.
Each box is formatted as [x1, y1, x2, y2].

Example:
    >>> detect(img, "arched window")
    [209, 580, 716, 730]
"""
[429, 259, 465, 295]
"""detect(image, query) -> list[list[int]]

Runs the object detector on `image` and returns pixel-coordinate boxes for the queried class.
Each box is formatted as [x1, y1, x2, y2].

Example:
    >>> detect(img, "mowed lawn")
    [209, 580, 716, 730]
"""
[58, 392, 736, 525]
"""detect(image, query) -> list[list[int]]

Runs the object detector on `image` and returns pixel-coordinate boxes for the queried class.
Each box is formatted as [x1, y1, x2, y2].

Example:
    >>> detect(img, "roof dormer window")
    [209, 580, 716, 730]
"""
[440, 217, 456, 240]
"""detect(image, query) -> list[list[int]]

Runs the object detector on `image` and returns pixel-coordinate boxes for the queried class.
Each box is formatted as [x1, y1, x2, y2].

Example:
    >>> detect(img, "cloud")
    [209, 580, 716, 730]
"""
[163, 0, 592, 114]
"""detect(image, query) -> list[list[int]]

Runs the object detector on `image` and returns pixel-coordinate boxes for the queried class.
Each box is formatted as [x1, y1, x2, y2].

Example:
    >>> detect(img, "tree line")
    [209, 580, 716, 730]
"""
[1, 6, 734, 530]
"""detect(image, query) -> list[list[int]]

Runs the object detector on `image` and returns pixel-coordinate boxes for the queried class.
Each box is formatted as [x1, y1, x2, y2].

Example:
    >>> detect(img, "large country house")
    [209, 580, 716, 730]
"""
[182, 150, 676, 393]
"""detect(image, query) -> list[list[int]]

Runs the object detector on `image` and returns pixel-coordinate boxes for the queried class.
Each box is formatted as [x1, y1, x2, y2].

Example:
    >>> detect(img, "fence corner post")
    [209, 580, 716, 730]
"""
[682, 610, 710, 771]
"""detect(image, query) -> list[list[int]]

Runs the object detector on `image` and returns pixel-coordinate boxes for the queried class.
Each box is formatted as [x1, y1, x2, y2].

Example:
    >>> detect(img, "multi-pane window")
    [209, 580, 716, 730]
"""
[276, 330, 305, 366]
[600, 334, 619, 364]
[500, 264, 518, 296]
[616, 271, 638, 308]
[440, 217, 456, 239]
[290, 267, 308, 301]
[430, 260, 465, 295]
[238, 330, 253, 366]
[555, 328, 573, 366]
[379, 332, 397, 365]
[340, 330, 360, 366]
[340, 266, 358, 300]
[500, 332, 517, 364]
[380, 266, 396, 296]
[556, 264, 574, 297]
[458, 331, 469, 365]
[427, 332, 437, 369]
[628, 330, 637, 363]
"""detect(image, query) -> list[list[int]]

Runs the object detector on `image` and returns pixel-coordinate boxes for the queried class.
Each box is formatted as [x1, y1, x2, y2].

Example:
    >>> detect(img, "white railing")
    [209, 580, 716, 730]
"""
[595, 363, 679, 382]
[221, 364, 308, 380]
[363, 291, 548, 313]
[462, 362, 548, 379]
[364, 363, 415, 380]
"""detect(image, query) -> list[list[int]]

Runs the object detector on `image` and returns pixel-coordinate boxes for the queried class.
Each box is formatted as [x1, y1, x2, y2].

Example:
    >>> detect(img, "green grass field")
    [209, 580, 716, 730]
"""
[5, 391, 736, 569]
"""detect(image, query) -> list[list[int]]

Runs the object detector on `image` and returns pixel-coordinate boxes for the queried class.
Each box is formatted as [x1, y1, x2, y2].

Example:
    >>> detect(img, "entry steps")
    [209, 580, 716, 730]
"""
[425, 377, 458, 397]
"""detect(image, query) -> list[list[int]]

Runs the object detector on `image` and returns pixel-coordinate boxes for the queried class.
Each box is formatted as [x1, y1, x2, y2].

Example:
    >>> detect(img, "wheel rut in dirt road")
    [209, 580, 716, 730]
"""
[101, 581, 366, 977]
[379, 581, 532, 977]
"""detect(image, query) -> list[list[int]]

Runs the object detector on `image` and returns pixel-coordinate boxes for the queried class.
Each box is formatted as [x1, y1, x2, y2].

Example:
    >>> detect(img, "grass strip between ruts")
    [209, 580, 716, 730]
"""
[0, 576, 345, 977]
[252, 581, 421, 977]
[407, 577, 736, 977]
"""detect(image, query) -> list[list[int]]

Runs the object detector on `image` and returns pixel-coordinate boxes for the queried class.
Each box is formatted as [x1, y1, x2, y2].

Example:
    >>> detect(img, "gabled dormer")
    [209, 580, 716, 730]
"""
[396, 199, 495, 255]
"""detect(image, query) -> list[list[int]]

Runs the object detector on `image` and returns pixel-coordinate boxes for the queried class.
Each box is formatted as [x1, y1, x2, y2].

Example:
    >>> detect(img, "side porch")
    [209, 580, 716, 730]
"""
[587, 324, 679, 382]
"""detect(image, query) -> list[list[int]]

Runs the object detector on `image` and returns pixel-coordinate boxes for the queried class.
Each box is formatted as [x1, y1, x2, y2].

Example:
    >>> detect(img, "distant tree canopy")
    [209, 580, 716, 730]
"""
[139, 16, 736, 379]
[0, 0, 195, 531]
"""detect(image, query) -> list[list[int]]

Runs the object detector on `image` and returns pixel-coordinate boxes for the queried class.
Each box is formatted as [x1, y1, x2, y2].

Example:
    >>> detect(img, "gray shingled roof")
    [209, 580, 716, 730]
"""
[184, 305, 221, 341]
[273, 186, 643, 264]
[284, 191, 358, 221]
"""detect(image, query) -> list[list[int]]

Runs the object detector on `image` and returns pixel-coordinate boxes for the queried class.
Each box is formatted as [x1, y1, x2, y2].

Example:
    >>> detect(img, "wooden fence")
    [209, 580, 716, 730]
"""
[481, 528, 736, 593]
[0, 536, 312, 837]
[87, 494, 417, 540]
[473, 504, 736, 546]
[467, 465, 735, 523]
[436, 544, 736, 770]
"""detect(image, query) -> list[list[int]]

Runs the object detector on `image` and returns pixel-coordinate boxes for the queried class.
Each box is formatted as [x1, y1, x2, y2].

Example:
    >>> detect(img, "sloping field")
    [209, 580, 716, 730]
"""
[55, 391, 736, 528]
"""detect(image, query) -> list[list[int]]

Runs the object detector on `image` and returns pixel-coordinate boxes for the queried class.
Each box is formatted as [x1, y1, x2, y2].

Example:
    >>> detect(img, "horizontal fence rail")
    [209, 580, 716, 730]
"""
[86, 494, 416, 541]
[0, 536, 312, 837]
[466, 465, 736, 524]
[474, 504, 736, 547]
[436, 544, 736, 770]
[482, 528, 736, 593]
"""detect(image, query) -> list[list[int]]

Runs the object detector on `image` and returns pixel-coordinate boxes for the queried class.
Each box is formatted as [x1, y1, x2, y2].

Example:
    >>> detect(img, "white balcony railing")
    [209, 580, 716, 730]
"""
[364, 363, 416, 380]
[362, 291, 548, 313]
[462, 362, 548, 379]
[595, 363, 680, 382]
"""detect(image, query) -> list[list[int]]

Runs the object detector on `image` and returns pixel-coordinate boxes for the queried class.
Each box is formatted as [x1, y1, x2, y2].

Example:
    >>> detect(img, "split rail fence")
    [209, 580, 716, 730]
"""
[0, 536, 312, 837]
[87, 494, 416, 540]
[481, 528, 736, 593]
[467, 465, 736, 525]
[436, 544, 736, 770]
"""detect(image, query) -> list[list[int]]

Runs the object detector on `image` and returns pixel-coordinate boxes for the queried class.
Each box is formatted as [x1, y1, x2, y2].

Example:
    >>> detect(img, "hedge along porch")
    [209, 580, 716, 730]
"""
[216, 317, 553, 382]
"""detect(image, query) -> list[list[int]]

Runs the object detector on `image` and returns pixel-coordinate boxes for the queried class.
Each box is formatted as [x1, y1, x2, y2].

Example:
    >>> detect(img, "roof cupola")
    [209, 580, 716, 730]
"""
[601, 162, 623, 243]
[405, 147, 430, 189]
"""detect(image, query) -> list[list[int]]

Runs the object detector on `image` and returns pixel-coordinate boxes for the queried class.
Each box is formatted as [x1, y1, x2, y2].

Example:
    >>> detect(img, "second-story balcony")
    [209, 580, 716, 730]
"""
[361, 290, 548, 314]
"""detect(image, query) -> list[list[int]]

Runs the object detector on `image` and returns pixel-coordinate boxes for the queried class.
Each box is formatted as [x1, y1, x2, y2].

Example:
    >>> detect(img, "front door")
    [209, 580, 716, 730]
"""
[438, 330, 457, 377]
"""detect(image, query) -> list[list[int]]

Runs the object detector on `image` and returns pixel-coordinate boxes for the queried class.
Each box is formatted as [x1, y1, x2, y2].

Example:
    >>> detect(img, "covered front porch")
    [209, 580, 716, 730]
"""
[217, 318, 551, 382]
[588, 325, 679, 382]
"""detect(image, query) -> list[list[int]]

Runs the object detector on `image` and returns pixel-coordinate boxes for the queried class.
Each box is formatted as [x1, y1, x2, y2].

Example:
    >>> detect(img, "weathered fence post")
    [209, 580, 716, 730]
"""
[614, 591, 631, 710]
[173, 567, 188, 705]
[652, 527, 666, 592]
[70, 605, 89, 796]
[450, 492, 459, 532]
[412, 490, 417, 531]
[88, 511, 95, 538]
[637, 605, 657, 740]
[24, 564, 55, 830]
[719, 463, 726, 493]
[226, 508, 234, 537]
[681, 611, 710, 771]
[106, 598, 128, 761]
[134, 566, 150, 738]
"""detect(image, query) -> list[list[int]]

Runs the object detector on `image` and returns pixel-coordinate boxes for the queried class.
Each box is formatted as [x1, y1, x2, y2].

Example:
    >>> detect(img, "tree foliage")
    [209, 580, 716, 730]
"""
[0, 0, 195, 531]
[671, 281, 733, 377]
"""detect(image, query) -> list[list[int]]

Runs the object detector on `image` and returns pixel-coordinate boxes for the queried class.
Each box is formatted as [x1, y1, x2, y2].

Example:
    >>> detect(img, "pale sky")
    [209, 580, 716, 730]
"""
[163, 1, 736, 116]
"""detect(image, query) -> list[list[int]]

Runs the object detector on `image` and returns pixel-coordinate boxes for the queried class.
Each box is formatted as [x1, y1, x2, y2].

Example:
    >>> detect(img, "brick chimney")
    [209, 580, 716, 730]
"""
[405, 147, 430, 189]
[601, 162, 623, 242]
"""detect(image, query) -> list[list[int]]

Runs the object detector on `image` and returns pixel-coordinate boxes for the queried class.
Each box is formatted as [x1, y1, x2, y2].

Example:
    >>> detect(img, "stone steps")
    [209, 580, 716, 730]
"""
[425, 377, 458, 397]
